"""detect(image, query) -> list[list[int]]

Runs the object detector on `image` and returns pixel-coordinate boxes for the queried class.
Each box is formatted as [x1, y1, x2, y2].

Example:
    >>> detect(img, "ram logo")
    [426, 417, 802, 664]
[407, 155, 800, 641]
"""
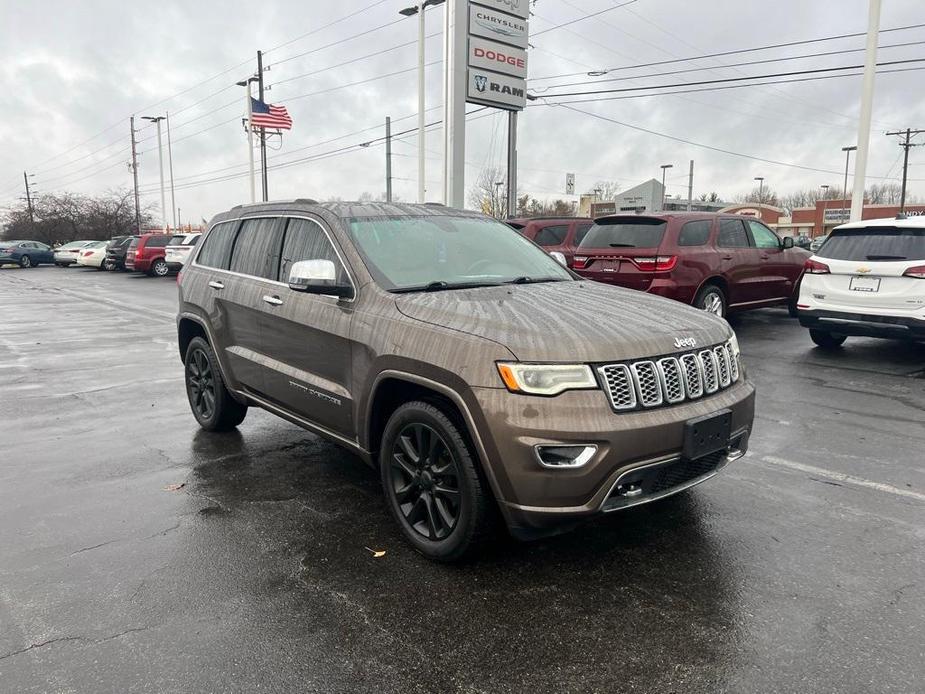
[474, 75, 488, 92]
[674, 336, 697, 349]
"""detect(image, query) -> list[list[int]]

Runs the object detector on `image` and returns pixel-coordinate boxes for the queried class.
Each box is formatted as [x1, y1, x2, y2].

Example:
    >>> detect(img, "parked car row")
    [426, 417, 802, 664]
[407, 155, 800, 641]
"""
[1, 232, 201, 276]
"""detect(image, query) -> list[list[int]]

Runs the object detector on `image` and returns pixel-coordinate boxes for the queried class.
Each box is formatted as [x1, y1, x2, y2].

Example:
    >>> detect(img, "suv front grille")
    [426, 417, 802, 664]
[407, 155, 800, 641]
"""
[598, 341, 739, 412]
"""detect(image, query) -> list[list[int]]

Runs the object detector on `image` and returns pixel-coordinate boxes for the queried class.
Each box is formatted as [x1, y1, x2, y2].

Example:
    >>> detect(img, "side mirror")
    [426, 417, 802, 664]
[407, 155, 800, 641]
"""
[549, 251, 568, 267]
[288, 259, 354, 299]
[782, 237, 794, 249]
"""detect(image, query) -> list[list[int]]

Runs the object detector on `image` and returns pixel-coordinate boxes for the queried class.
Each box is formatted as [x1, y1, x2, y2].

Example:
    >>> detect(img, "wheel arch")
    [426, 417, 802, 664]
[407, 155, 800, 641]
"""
[693, 275, 729, 305]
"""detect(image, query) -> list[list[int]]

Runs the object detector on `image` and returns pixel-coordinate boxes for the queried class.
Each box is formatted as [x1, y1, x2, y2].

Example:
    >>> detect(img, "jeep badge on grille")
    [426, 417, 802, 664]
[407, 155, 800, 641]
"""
[674, 337, 697, 349]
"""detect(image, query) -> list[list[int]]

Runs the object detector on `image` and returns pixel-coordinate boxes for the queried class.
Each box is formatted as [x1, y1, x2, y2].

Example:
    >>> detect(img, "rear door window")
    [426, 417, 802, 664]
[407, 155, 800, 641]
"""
[229, 218, 282, 279]
[717, 219, 750, 248]
[678, 220, 712, 246]
[278, 218, 349, 284]
[580, 218, 668, 248]
[818, 226, 925, 261]
[146, 235, 171, 248]
[196, 222, 237, 269]
[533, 224, 569, 246]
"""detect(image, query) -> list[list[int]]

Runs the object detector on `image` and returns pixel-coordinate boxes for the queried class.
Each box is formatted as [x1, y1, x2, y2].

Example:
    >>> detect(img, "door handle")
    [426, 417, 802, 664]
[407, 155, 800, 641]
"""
[262, 294, 284, 306]
[760, 254, 770, 260]
[721, 254, 733, 261]
[208, 280, 225, 290]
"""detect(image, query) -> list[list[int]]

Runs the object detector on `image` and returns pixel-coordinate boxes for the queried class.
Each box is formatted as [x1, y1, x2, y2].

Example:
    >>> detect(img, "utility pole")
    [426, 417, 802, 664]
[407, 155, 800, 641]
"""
[820, 184, 830, 237]
[659, 164, 673, 210]
[129, 116, 141, 233]
[850, 0, 881, 222]
[237, 76, 258, 203]
[886, 128, 924, 213]
[506, 111, 517, 218]
[257, 50, 268, 202]
[23, 171, 35, 227]
[385, 116, 393, 202]
[687, 160, 694, 211]
[142, 116, 167, 231]
[166, 112, 177, 229]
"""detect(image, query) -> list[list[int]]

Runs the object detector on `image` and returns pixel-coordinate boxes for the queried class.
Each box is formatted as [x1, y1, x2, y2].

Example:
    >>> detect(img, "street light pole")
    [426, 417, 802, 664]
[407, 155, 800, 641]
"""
[165, 112, 177, 229]
[129, 116, 141, 234]
[237, 76, 259, 203]
[401, 0, 444, 204]
[142, 116, 167, 231]
[841, 145, 857, 213]
[659, 164, 673, 210]
[820, 184, 830, 237]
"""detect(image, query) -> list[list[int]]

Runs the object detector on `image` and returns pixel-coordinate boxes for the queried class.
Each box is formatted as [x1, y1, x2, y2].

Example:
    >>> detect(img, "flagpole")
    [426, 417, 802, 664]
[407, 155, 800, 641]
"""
[245, 82, 256, 204]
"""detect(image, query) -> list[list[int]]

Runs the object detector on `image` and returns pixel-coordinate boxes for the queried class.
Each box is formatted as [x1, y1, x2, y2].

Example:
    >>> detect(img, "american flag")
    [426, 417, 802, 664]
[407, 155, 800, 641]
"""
[250, 98, 292, 130]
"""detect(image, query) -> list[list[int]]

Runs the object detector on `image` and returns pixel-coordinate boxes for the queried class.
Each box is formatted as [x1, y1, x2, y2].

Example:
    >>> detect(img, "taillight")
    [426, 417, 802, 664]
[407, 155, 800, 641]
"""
[902, 264, 925, 279]
[632, 255, 677, 272]
[572, 256, 589, 269]
[82, 251, 93, 257]
[804, 258, 830, 274]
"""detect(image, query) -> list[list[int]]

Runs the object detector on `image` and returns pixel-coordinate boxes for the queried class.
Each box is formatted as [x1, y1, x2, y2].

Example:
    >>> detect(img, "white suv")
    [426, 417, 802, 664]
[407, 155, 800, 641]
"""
[164, 233, 202, 272]
[797, 216, 925, 348]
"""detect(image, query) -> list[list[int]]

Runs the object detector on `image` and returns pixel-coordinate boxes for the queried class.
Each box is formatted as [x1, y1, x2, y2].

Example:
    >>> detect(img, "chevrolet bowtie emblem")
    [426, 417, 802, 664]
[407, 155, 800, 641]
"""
[856, 266, 872, 274]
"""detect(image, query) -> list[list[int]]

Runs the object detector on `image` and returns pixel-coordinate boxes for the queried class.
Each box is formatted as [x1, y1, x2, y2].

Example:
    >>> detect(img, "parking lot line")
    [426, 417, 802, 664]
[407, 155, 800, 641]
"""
[759, 455, 925, 503]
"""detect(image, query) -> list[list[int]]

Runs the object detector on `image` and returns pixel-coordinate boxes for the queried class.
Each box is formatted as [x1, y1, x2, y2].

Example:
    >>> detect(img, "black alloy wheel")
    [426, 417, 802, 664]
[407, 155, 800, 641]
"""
[186, 347, 216, 421]
[389, 422, 462, 541]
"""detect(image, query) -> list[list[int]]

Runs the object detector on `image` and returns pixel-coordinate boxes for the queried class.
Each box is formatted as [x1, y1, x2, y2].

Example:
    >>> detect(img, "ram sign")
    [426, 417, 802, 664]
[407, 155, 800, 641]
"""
[467, 36, 527, 79]
[467, 69, 527, 110]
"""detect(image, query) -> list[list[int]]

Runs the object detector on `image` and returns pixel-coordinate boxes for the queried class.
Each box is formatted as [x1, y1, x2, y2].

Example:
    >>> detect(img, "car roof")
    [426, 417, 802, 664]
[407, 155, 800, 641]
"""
[594, 211, 739, 223]
[217, 200, 489, 223]
[834, 215, 925, 230]
[506, 217, 592, 223]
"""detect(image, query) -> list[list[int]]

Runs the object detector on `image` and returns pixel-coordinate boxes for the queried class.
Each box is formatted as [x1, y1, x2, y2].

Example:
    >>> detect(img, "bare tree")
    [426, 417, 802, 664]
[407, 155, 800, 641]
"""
[585, 180, 620, 200]
[468, 166, 507, 219]
[734, 186, 779, 206]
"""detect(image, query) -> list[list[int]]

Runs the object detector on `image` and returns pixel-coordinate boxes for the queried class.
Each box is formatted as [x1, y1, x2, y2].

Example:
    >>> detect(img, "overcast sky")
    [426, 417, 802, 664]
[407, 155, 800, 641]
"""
[1, 0, 924, 224]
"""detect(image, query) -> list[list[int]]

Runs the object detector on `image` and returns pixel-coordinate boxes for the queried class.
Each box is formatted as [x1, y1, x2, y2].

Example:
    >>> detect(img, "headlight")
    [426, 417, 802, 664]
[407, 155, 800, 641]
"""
[496, 362, 598, 396]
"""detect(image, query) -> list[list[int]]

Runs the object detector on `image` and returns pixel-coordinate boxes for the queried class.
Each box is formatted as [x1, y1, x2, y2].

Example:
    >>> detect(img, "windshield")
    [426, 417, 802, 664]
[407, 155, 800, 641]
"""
[579, 218, 667, 249]
[818, 226, 925, 261]
[346, 215, 573, 292]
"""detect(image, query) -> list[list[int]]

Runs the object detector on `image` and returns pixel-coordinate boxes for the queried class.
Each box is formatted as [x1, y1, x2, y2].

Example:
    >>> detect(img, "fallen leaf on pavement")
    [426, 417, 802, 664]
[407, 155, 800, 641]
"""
[164, 483, 185, 492]
[364, 546, 386, 558]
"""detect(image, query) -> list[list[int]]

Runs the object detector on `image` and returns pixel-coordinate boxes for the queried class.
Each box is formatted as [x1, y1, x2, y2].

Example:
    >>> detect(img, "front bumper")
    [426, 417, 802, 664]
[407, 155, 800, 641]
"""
[799, 308, 925, 341]
[469, 377, 755, 538]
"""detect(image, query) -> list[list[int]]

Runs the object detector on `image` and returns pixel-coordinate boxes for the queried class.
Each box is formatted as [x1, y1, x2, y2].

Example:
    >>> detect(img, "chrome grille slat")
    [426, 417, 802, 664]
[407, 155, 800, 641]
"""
[631, 361, 663, 407]
[599, 342, 739, 412]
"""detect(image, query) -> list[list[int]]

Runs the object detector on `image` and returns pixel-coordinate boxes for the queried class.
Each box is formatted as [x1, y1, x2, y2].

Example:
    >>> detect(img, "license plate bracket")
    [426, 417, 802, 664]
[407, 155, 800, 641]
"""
[683, 409, 732, 460]
[849, 276, 881, 292]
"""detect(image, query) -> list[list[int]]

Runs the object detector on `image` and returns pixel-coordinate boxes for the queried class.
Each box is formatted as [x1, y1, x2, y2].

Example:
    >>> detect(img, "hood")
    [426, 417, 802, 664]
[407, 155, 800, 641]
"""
[394, 280, 731, 363]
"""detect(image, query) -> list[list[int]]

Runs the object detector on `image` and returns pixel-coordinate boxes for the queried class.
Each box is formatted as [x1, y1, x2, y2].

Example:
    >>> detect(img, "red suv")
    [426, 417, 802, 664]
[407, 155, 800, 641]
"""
[572, 213, 810, 317]
[506, 217, 593, 267]
[125, 233, 172, 276]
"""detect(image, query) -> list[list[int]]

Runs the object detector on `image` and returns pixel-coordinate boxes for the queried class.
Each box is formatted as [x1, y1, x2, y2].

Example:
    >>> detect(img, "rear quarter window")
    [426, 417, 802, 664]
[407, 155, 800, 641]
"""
[196, 222, 238, 269]
[818, 226, 925, 261]
[678, 220, 712, 246]
[145, 235, 171, 248]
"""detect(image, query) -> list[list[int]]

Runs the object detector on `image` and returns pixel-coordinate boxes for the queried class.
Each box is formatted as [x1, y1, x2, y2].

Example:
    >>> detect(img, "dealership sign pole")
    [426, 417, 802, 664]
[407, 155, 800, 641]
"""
[443, 0, 528, 209]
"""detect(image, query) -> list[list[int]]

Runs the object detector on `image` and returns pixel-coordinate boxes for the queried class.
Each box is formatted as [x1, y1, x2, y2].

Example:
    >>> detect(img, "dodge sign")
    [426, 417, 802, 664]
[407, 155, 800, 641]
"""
[467, 36, 527, 79]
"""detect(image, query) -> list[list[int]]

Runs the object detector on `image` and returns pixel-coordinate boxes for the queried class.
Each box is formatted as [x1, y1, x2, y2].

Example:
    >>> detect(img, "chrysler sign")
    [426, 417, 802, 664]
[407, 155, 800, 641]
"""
[469, 5, 528, 49]
[468, 36, 527, 79]
[467, 69, 527, 110]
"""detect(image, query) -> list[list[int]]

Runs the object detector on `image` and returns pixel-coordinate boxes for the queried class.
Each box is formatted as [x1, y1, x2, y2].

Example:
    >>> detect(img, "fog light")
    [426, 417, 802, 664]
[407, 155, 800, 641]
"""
[534, 445, 597, 468]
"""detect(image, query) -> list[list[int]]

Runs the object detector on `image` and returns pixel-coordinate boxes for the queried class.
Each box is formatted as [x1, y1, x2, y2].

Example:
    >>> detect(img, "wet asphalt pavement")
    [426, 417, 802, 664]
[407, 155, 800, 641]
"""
[1, 265, 923, 694]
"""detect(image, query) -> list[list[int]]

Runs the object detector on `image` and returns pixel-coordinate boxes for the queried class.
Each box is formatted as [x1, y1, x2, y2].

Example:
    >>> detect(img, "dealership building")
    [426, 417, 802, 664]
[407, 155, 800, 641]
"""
[719, 199, 925, 237]
[580, 179, 727, 217]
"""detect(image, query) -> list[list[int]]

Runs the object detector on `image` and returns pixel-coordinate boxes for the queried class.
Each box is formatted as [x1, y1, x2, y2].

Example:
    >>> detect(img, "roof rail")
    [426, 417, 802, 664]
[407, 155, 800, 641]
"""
[424, 202, 445, 206]
[295, 198, 319, 204]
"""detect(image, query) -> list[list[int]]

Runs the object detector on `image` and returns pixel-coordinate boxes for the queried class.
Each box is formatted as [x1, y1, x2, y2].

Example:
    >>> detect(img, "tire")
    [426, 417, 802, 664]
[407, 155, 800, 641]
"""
[150, 259, 169, 277]
[380, 401, 495, 562]
[19, 255, 32, 268]
[103, 259, 115, 271]
[810, 329, 847, 350]
[184, 336, 247, 431]
[693, 283, 727, 318]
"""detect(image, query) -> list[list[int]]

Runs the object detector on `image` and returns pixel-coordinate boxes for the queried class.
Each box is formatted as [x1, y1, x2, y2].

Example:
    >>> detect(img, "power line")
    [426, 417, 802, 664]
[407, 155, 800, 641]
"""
[529, 22, 925, 82]
[531, 58, 925, 99]
[531, 0, 639, 37]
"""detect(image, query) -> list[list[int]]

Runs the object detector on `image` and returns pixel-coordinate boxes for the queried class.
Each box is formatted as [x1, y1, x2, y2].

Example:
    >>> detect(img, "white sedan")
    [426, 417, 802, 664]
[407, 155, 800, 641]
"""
[75, 241, 109, 269]
[54, 240, 97, 266]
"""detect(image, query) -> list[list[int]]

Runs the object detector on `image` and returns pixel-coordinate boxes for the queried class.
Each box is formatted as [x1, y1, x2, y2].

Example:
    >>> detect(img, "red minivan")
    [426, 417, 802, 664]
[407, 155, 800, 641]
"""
[572, 213, 810, 317]
[125, 233, 172, 276]
[506, 217, 594, 267]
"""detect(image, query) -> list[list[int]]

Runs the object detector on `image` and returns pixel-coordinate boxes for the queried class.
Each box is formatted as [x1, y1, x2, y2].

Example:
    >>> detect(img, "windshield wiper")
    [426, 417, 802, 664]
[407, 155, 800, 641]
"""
[866, 254, 907, 260]
[608, 243, 636, 247]
[506, 276, 567, 284]
[391, 280, 504, 293]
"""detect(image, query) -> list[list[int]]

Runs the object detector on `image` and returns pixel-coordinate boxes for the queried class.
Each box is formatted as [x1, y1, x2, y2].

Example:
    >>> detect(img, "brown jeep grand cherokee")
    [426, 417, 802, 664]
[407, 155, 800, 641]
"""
[177, 201, 755, 561]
